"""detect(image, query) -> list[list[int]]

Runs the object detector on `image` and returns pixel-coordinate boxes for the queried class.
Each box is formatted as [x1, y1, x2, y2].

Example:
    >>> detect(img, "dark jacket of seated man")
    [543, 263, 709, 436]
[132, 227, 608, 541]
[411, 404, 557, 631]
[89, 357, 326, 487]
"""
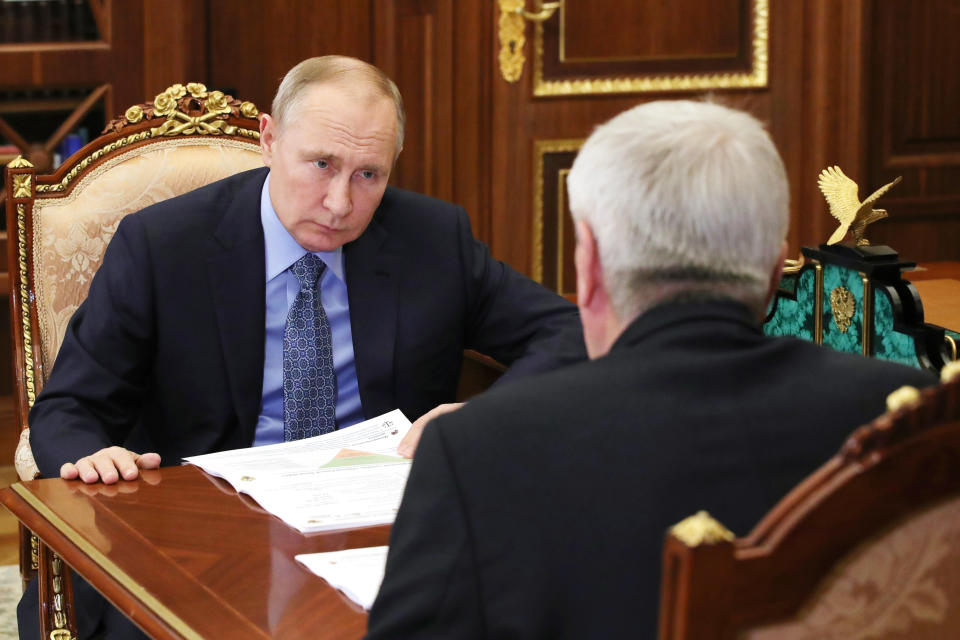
[27, 168, 585, 478]
[366, 299, 936, 639]
[365, 99, 938, 639]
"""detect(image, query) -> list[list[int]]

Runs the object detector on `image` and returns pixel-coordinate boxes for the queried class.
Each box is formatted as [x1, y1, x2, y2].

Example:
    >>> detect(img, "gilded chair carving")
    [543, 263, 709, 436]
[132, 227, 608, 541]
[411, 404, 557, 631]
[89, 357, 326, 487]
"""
[659, 364, 960, 639]
[3, 83, 263, 640]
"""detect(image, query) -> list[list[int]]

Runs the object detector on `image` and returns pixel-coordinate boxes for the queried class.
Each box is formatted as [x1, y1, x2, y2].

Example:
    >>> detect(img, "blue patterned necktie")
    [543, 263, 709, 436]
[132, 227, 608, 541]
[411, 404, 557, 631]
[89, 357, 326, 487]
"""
[283, 253, 337, 440]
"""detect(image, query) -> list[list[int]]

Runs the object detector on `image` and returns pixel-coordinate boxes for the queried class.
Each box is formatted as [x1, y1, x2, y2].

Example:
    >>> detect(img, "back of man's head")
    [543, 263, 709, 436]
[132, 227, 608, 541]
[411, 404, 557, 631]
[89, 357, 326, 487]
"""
[567, 100, 789, 322]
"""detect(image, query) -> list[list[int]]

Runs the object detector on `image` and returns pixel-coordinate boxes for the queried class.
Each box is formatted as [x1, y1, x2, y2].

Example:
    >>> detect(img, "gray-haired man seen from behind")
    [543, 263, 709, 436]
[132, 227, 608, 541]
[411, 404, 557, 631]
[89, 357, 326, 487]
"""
[365, 100, 936, 638]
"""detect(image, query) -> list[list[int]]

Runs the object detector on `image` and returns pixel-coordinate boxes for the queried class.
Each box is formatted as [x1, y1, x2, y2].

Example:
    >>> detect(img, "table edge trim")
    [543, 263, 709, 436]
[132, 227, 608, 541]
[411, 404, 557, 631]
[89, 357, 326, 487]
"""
[12, 482, 205, 640]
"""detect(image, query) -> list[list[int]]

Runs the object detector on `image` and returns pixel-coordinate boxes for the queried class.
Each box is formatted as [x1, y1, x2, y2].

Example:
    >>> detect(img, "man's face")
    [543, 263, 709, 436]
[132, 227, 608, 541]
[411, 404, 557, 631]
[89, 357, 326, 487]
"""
[260, 83, 397, 252]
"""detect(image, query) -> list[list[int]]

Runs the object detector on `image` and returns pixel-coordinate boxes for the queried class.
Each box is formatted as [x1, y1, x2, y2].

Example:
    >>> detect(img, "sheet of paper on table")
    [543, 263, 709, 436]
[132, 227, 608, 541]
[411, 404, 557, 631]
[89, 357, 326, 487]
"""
[184, 410, 413, 533]
[296, 546, 389, 610]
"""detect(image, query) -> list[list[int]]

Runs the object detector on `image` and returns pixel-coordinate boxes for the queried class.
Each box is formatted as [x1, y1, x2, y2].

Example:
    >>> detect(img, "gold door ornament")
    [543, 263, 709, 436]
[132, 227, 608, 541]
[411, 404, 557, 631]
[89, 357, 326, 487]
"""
[498, 0, 562, 82]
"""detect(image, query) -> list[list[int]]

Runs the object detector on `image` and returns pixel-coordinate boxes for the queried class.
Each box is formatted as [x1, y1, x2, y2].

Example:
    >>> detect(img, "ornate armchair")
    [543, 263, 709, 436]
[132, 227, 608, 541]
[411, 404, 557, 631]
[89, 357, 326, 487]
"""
[659, 363, 960, 639]
[3, 83, 264, 639]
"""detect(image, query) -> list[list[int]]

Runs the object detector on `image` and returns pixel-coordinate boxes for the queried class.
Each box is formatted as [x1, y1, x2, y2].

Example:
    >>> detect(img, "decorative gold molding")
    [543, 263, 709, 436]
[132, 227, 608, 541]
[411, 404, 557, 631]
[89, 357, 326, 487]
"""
[556, 168, 570, 293]
[533, 0, 768, 96]
[670, 511, 735, 547]
[35, 85, 259, 195]
[12, 174, 31, 199]
[942, 359, 960, 382]
[886, 385, 920, 412]
[35, 127, 258, 195]
[48, 554, 75, 640]
[35, 130, 148, 193]
[782, 255, 805, 274]
[8, 156, 33, 169]
[814, 261, 824, 344]
[945, 336, 958, 364]
[106, 82, 259, 135]
[16, 204, 36, 407]
[30, 533, 39, 571]
[861, 274, 872, 356]
[13, 483, 205, 640]
[532, 138, 583, 283]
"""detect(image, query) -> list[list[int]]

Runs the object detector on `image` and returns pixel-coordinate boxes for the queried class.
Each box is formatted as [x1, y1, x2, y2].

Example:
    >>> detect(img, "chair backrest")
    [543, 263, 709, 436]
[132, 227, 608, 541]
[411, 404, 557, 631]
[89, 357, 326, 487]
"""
[4, 83, 264, 479]
[658, 364, 960, 639]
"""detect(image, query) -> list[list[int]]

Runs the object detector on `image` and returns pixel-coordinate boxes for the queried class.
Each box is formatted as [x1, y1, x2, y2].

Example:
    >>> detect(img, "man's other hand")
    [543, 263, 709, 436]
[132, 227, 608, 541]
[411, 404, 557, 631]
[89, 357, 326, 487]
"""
[398, 403, 464, 458]
[60, 447, 162, 484]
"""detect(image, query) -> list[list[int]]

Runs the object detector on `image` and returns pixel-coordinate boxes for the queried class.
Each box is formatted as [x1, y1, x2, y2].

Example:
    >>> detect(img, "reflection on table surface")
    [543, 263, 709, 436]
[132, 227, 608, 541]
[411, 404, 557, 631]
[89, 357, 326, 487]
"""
[2, 464, 386, 639]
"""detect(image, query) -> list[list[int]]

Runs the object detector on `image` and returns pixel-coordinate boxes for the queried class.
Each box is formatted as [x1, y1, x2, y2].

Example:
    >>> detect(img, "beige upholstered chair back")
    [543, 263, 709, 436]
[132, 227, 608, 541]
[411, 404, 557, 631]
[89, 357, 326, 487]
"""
[4, 85, 263, 639]
[745, 495, 960, 639]
[32, 139, 262, 371]
[3, 85, 264, 640]
[5, 84, 264, 485]
[658, 365, 960, 640]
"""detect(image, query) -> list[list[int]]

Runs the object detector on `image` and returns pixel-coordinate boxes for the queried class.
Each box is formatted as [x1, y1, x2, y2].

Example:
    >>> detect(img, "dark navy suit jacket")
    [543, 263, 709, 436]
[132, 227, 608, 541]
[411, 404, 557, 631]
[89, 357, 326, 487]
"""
[29, 167, 585, 477]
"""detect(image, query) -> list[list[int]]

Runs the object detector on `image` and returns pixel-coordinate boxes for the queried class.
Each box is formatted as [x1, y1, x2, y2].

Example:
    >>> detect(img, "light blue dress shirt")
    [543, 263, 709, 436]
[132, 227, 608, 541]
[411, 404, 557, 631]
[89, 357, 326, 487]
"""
[254, 174, 364, 445]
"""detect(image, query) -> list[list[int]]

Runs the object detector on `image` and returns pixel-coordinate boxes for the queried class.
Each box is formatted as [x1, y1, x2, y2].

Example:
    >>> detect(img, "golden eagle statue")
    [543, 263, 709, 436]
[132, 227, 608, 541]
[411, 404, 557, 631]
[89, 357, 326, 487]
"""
[817, 166, 902, 246]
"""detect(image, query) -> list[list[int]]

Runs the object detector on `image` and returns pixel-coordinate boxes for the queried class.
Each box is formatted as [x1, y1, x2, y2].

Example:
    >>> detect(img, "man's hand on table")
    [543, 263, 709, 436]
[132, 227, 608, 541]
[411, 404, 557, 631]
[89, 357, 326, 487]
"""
[60, 446, 162, 484]
[398, 403, 464, 458]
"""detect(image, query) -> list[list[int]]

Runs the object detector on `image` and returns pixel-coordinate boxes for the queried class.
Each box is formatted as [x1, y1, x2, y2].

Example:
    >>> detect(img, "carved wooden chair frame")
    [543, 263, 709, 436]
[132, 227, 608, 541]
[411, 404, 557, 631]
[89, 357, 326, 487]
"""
[4, 83, 262, 640]
[658, 365, 960, 639]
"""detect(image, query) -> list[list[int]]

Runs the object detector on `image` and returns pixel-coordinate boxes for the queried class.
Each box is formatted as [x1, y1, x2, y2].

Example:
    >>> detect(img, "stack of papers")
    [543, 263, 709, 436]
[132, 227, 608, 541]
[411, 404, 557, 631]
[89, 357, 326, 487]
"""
[296, 546, 390, 610]
[184, 410, 413, 533]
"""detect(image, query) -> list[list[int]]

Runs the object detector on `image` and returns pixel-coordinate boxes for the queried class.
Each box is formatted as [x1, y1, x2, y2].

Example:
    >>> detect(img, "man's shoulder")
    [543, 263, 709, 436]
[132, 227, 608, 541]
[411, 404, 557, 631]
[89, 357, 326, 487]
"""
[430, 356, 606, 447]
[776, 336, 937, 387]
[375, 187, 466, 227]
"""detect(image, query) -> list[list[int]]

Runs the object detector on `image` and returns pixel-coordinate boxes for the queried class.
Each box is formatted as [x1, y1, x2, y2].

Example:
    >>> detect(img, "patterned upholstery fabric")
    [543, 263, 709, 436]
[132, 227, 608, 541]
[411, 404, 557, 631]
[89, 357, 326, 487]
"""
[32, 139, 263, 376]
[745, 496, 960, 639]
[14, 137, 262, 481]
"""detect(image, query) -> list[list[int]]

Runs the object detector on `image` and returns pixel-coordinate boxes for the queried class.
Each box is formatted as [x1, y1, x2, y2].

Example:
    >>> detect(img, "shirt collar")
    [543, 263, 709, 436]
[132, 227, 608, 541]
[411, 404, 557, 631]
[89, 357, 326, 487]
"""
[260, 172, 345, 283]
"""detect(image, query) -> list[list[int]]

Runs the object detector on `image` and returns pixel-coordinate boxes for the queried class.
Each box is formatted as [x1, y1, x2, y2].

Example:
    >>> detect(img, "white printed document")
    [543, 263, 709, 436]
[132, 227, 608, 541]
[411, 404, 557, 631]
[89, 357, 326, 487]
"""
[184, 410, 413, 533]
[296, 546, 389, 610]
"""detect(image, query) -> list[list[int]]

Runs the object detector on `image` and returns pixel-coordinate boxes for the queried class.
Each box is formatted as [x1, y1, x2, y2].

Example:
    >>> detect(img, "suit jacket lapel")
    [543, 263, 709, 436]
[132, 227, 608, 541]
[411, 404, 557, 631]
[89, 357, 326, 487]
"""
[206, 169, 267, 441]
[345, 217, 400, 418]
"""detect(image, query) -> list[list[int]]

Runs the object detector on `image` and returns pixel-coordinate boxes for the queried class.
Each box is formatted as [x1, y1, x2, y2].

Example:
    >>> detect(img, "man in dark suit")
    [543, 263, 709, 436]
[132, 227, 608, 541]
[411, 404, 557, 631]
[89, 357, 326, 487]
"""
[28, 56, 583, 482]
[365, 100, 936, 639]
[21, 56, 583, 639]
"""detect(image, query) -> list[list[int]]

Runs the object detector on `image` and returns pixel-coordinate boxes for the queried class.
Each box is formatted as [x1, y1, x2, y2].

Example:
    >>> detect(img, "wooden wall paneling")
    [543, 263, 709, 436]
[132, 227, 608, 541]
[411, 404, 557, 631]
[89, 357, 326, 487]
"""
[784, 0, 867, 254]
[864, 0, 960, 262]
[491, 0, 776, 283]
[373, 0, 494, 243]
[208, 0, 374, 115]
[373, 0, 450, 198]
[449, 0, 494, 242]
[546, 0, 748, 80]
[765, 0, 805, 255]
[141, 0, 209, 98]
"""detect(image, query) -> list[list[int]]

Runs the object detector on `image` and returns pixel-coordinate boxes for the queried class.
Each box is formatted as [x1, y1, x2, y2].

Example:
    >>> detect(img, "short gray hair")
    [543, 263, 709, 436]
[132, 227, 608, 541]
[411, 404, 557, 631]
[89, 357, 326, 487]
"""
[567, 100, 788, 320]
[271, 55, 406, 155]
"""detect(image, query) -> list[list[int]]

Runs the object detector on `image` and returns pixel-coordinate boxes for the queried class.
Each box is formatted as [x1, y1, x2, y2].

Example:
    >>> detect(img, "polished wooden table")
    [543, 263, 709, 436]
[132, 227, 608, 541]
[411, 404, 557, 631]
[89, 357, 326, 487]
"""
[0, 465, 388, 639]
[907, 262, 960, 333]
